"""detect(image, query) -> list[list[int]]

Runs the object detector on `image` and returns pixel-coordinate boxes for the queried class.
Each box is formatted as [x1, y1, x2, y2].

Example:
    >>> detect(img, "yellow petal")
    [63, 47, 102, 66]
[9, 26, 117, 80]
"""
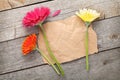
[76, 8, 100, 22]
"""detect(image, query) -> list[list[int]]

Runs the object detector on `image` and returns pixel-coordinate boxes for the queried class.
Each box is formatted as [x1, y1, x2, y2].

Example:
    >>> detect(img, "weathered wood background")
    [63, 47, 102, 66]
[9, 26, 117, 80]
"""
[0, 0, 48, 11]
[0, 0, 120, 80]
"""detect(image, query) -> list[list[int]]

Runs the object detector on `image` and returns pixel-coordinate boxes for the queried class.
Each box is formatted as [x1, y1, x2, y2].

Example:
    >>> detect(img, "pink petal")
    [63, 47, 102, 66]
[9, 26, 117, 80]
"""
[52, 10, 61, 17]
[22, 6, 50, 27]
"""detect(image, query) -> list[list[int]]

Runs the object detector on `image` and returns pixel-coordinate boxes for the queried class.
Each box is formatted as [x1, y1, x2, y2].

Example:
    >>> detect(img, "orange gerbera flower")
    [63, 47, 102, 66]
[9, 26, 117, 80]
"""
[22, 34, 37, 55]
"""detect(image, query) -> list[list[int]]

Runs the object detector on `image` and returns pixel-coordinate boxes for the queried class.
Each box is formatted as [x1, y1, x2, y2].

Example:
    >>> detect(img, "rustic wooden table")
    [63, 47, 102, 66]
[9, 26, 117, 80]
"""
[0, 0, 120, 80]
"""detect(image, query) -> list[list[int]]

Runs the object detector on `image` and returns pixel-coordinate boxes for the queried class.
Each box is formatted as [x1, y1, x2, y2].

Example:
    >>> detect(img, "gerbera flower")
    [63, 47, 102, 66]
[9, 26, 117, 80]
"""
[76, 8, 100, 22]
[21, 34, 61, 75]
[22, 6, 64, 76]
[22, 34, 37, 55]
[76, 8, 100, 71]
[22, 7, 50, 27]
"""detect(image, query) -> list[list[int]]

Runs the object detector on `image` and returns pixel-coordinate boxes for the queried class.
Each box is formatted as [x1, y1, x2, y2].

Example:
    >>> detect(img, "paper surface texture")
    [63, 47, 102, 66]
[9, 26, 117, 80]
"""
[38, 15, 98, 63]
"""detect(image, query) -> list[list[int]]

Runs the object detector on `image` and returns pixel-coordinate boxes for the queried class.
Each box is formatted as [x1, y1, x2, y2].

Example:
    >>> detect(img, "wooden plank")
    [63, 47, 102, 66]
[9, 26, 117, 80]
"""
[0, 0, 11, 11]
[93, 16, 120, 51]
[0, 16, 120, 74]
[0, 48, 120, 80]
[8, 0, 48, 8]
[0, 0, 48, 11]
[0, 0, 120, 42]
[0, 37, 43, 74]
[24, 0, 48, 5]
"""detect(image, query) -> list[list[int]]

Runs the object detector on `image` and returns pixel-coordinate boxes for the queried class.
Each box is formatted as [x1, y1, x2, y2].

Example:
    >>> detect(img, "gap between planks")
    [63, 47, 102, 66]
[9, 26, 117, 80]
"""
[0, 47, 119, 76]
[0, 1, 120, 77]
[0, 0, 52, 12]
[0, 0, 120, 43]
[0, 16, 119, 75]
[0, 48, 120, 80]
[0, 15, 119, 44]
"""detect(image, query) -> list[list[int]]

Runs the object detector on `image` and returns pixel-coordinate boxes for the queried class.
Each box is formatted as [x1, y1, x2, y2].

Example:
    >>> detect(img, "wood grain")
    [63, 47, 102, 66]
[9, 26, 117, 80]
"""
[0, 0, 48, 11]
[0, 0, 120, 42]
[0, 16, 119, 75]
[0, 0, 11, 11]
[0, 48, 120, 80]
[0, 0, 120, 79]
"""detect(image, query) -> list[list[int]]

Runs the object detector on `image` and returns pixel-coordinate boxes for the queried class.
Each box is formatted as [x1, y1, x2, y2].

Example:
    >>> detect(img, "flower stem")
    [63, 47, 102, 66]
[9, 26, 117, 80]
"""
[85, 22, 90, 71]
[36, 47, 60, 75]
[39, 24, 64, 76]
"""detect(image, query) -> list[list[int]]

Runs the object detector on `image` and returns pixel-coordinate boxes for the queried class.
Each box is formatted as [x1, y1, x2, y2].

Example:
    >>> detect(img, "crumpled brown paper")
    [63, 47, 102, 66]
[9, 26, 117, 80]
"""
[38, 15, 98, 63]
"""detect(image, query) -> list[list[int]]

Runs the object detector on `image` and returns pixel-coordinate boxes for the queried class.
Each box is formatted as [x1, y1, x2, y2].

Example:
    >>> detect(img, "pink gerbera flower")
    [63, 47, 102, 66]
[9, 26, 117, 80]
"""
[22, 7, 50, 27]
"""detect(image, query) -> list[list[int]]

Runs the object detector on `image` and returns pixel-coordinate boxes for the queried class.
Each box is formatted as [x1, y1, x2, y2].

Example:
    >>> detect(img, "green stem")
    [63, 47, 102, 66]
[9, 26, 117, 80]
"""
[85, 22, 90, 71]
[39, 24, 64, 76]
[85, 27, 89, 71]
[36, 48, 60, 75]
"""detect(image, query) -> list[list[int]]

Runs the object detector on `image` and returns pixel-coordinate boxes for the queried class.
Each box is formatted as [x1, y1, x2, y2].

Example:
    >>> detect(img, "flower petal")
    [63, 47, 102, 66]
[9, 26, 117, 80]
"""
[22, 34, 37, 55]
[52, 10, 61, 17]
[76, 8, 100, 22]
[22, 6, 50, 27]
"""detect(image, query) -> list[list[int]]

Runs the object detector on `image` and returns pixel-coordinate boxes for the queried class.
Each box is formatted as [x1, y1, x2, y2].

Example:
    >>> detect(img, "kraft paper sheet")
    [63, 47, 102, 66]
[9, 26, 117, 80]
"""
[38, 15, 98, 63]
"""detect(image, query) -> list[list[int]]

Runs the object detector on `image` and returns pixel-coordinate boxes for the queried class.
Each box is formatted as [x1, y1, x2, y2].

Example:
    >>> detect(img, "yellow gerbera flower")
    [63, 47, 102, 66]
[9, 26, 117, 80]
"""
[76, 8, 100, 22]
[76, 8, 100, 71]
